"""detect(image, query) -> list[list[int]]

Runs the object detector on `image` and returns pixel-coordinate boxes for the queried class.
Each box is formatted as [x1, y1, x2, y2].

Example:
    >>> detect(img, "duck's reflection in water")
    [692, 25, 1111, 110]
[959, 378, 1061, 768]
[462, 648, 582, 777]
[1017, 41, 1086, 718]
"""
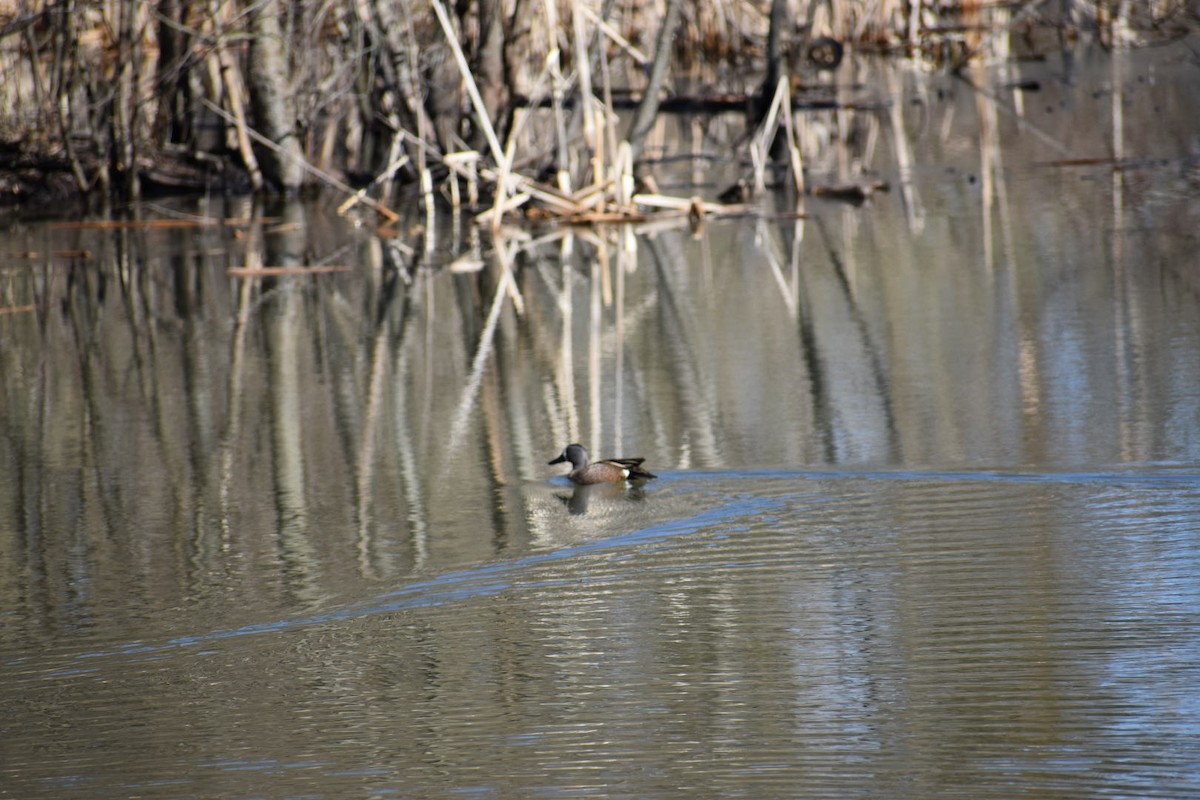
[556, 481, 651, 515]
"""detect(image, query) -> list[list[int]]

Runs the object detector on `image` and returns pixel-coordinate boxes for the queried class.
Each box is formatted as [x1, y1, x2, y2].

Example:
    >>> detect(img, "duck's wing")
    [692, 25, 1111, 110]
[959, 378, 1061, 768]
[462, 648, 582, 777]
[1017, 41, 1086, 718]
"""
[606, 457, 645, 468]
[605, 457, 655, 480]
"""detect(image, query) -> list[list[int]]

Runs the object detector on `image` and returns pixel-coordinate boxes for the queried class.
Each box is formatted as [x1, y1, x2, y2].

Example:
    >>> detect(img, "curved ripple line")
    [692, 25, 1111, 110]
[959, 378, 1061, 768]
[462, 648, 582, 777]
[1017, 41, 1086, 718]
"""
[53, 496, 787, 671]
[669, 466, 1200, 487]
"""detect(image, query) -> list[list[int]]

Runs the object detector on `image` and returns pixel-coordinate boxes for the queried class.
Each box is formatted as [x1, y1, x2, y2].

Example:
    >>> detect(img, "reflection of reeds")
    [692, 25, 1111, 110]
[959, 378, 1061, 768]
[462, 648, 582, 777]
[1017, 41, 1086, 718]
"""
[4, 33, 1197, 633]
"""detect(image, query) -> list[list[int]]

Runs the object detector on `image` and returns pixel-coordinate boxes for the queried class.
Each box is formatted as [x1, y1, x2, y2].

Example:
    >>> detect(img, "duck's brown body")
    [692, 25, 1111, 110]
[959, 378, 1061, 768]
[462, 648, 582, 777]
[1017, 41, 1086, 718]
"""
[549, 444, 657, 485]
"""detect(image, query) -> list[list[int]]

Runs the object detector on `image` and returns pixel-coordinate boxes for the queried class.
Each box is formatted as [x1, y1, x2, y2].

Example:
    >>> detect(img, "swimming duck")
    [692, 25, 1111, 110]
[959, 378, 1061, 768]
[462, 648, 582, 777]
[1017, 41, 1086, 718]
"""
[548, 443, 657, 485]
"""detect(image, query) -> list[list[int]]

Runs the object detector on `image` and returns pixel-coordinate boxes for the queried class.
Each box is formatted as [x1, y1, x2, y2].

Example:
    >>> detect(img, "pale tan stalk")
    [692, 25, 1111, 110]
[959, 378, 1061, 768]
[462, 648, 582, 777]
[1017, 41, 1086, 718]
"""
[430, 0, 506, 166]
[540, 0, 572, 193]
[577, 4, 650, 65]
[570, 0, 602, 187]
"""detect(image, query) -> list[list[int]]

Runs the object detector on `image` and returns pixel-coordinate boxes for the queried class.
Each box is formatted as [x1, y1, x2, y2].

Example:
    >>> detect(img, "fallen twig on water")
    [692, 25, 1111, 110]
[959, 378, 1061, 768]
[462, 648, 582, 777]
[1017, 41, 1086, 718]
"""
[633, 193, 756, 218]
[227, 265, 354, 277]
[50, 219, 226, 230]
[811, 181, 890, 203]
[1, 250, 94, 260]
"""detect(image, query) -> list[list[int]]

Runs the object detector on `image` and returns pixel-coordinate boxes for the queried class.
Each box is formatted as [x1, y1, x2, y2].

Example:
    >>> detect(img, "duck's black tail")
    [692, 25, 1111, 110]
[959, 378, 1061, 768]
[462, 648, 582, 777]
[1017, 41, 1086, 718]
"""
[613, 458, 656, 481]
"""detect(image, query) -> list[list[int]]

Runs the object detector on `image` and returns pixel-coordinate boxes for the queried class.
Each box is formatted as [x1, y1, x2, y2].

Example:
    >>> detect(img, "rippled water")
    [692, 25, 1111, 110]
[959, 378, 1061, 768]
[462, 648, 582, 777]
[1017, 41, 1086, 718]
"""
[5, 470, 1199, 798]
[3, 38, 1200, 800]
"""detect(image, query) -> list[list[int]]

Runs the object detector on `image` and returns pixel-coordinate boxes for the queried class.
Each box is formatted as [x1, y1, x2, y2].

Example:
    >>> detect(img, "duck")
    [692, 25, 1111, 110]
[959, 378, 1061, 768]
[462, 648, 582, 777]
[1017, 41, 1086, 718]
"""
[548, 443, 657, 485]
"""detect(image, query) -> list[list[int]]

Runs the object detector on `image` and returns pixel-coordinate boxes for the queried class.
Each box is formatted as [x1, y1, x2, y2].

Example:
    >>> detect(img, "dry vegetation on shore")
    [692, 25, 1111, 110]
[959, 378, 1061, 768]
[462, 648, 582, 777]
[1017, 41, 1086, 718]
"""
[0, 0, 1193, 220]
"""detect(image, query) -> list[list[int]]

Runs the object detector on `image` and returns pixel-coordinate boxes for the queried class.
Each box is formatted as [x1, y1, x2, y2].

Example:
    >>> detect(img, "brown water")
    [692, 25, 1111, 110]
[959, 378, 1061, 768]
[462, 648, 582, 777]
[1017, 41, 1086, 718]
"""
[2, 40, 1200, 799]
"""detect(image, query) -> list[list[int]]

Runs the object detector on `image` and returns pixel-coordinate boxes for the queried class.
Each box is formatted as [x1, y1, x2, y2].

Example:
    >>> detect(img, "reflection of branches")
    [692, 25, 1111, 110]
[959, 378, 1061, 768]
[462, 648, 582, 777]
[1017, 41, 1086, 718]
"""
[397, 269, 432, 569]
[221, 219, 258, 544]
[261, 203, 322, 608]
[885, 69, 925, 234]
[754, 216, 802, 318]
[445, 241, 524, 458]
[69, 254, 125, 559]
[811, 214, 901, 462]
[354, 255, 416, 576]
[645, 236, 721, 467]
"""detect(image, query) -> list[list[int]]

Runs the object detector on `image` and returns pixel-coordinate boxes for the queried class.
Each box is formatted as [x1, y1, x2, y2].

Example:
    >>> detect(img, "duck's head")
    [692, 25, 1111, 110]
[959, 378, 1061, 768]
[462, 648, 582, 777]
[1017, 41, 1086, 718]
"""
[548, 443, 589, 469]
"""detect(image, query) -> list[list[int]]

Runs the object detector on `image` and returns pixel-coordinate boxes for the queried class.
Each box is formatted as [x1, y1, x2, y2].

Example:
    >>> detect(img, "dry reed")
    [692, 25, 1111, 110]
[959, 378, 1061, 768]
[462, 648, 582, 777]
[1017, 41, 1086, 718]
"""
[0, 0, 1188, 219]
